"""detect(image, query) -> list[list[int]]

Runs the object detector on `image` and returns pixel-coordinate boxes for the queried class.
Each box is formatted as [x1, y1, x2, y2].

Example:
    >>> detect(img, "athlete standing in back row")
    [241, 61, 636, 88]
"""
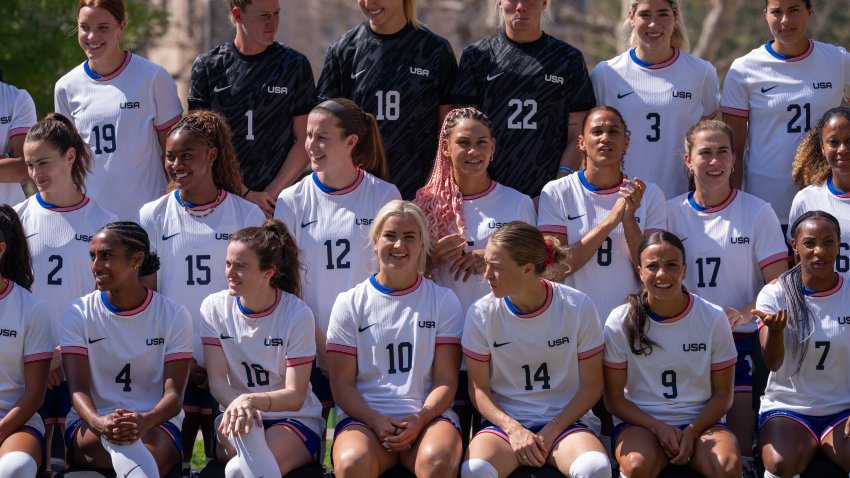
[452, 0, 596, 198]
[189, 0, 316, 216]
[317, 0, 457, 199]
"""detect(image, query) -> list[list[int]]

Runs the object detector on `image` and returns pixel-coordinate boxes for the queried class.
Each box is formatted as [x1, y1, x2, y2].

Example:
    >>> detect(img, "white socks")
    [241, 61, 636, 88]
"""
[0, 451, 37, 478]
[569, 451, 611, 478]
[460, 458, 498, 478]
[224, 426, 279, 478]
[100, 437, 159, 478]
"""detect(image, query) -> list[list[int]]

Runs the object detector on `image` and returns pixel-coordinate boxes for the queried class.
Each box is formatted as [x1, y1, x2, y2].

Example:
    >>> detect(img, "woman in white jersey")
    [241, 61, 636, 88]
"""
[591, 0, 719, 198]
[414, 107, 535, 438]
[721, 0, 850, 231]
[201, 220, 324, 477]
[604, 230, 741, 478]
[327, 200, 463, 478]
[665, 120, 788, 470]
[538, 105, 666, 323]
[62, 222, 192, 477]
[18, 113, 116, 464]
[0, 206, 54, 478]
[754, 211, 850, 476]
[275, 98, 400, 411]
[54, 0, 183, 219]
[138, 109, 264, 469]
[790, 107, 850, 274]
[460, 222, 610, 478]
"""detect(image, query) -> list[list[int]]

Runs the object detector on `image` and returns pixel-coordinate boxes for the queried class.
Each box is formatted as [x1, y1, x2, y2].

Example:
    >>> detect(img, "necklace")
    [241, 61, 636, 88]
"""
[177, 189, 225, 219]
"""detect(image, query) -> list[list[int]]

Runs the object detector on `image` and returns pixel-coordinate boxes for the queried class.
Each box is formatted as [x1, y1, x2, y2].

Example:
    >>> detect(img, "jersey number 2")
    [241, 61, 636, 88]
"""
[47, 255, 63, 285]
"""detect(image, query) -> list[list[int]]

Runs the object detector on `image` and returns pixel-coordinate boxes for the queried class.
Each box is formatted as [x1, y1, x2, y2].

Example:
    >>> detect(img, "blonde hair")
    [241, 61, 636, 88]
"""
[369, 200, 430, 274]
[403, 0, 420, 28]
[626, 0, 690, 52]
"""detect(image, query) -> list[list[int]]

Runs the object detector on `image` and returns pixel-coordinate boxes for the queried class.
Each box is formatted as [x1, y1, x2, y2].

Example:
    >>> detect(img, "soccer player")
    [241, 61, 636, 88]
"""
[201, 220, 324, 478]
[754, 211, 850, 476]
[538, 106, 666, 323]
[790, 107, 850, 274]
[138, 110, 265, 471]
[317, 0, 457, 199]
[0, 206, 55, 478]
[0, 76, 36, 205]
[604, 231, 741, 478]
[452, 0, 595, 198]
[189, 0, 315, 216]
[61, 222, 192, 477]
[460, 222, 610, 478]
[275, 98, 400, 411]
[54, 0, 183, 220]
[17, 113, 117, 464]
[327, 200, 463, 478]
[591, 0, 719, 198]
[665, 120, 788, 471]
[721, 0, 850, 229]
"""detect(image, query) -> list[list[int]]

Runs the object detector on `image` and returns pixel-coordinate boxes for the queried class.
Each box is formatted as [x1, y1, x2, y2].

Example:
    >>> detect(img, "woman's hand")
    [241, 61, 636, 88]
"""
[448, 249, 485, 282]
[219, 394, 263, 436]
[96, 410, 140, 445]
[432, 233, 467, 267]
[669, 425, 697, 465]
[188, 360, 208, 388]
[245, 190, 275, 217]
[619, 178, 646, 218]
[506, 425, 547, 467]
[367, 413, 406, 449]
[383, 410, 431, 452]
[651, 422, 682, 459]
[725, 307, 752, 332]
[751, 309, 787, 332]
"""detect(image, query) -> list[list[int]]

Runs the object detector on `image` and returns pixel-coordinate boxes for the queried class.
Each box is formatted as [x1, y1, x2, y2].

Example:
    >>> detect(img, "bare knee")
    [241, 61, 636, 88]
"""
[762, 449, 804, 477]
[714, 452, 742, 478]
[417, 443, 460, 476]
[334, 447, 376, 478]
[619, 452, 659, 478]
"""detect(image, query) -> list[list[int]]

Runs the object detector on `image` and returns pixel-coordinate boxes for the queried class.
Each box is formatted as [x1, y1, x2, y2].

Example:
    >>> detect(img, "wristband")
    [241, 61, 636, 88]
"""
[558, 166, 575, 175]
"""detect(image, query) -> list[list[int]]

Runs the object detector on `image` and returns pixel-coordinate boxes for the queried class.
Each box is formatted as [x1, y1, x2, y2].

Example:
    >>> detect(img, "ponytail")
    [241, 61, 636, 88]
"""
[313, 98, 389, 181]
[230, 219, 302, 296]
[25, 113, 93, 194]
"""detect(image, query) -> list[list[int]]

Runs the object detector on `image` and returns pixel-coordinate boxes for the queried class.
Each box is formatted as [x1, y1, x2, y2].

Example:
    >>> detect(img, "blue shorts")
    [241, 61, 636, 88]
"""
[454, 371, 470, 405]
[39, 381, 72, 424]
[310, 363, 333, 406]
[263, 418, 322, 462]
[758, 408, 850, 444]
[65, 417, 183, 461]
[612, 421, 730, 446]
[476, 419, 594, 450]
[334, 414, 462, 441]
[734, 333, 754, 392]
[183, 382, 217, 415]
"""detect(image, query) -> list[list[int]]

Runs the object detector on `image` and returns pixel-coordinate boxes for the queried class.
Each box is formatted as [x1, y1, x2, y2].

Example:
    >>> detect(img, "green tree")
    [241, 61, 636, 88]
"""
[0, 0, 167, 116]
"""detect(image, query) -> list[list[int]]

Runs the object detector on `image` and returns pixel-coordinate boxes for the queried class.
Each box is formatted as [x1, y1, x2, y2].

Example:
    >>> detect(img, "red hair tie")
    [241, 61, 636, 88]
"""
[543, 239, 555, 267]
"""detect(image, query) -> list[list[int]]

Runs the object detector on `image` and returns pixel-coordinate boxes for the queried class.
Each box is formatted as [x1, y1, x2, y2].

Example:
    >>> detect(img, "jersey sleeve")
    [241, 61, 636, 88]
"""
[151, 66, 183, 132]
[754, 203, 789, 269]
[187, 54, 211, 110]
[565, 51, 597, 113]
[316, 44, 342, 101]
[23, 300, 56, 363]
[700, 63, 721, 119]
[720, 61, 750, 118]
[325, 291, 357, 356]
[292, 54, 317, 117]
[642, 184, 667, 234]
[452, 46, 482, 106]
[842, 46, 850, 100]
[589, 63, 609, 106]
[245, 201, 267, 226]
[198, 295, 220, 347]
[576, 295, 604, 359]
[709, 308, 737, 370]
[273, 189, 298, 234]
[602, 308, 629, 369]
[517, 194, 537, 226]
[537, 181, 567, 237]
[54, 81, 71, 120]
[285, 303, 317, 367]
[10, 88, 36, 138]
[165, 304, 193, 363]
[436, 40, 458, 105]
[60, 300, 88, 356]
[787, 193, 805, 240]
[436, 288, 463, 345]
[461, 303, 490, 362]
[137, 202, 160, 243]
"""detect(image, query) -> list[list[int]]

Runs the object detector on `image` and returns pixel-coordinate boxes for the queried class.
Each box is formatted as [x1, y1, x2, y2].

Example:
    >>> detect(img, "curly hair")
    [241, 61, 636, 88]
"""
[414, 107, 493, 247]
[791, 107, 850, 188]
[166, 109, 243, 195]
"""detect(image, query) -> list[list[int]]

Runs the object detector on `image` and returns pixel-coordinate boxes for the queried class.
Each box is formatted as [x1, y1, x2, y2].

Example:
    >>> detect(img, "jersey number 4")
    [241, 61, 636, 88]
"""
[116, 364, 132, 392]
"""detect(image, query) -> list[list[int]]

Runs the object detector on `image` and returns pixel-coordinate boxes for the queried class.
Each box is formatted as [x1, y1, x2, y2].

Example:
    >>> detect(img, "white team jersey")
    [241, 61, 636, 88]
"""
[462, 281, 603, 429]
[275, 170, 400, 333]
[326, 275, 463, 419]
[0, 81, 36, 205]
[0, 282, 55, 414]
[538, 171, 667, 321]
[54, 52, 183, 219]
[60, 289, 193, 416]
[756, 275, 850, 416]
[199, 290, 323, 430]
[604, 294, 738, 425]
[16, 194, 117, 330]
[721, 40, 850, 223]
[788, 179, 850, 274]
[666, 189, 788, 333]
[591, 49, 720, 197]
[139, 189, 265, 364]
[432, 181, 536, 313]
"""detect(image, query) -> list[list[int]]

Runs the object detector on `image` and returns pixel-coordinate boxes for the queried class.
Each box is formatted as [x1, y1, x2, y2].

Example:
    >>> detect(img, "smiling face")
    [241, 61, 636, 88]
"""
[358, 0, 407, 34]
[77, 6, 125, 62]
[638, 240, 686, 304]
[375, 213, 424, 276]
[629, 0, 677, 52]
[764, 0, 812, 52]
[446, 118, 495, 183]
[791, 217, 839, 281]
[24, 140, 76, 194]
[233, 0, 280, 51]
[685, 129, 735, 193]
[165, 130, 216, 194]
[579, 109, 629, 171]
[225, 240, 274, 298]
[305, 111, 358, 175]
[821, 115, 850, 181]
[90, 230, 142, 292]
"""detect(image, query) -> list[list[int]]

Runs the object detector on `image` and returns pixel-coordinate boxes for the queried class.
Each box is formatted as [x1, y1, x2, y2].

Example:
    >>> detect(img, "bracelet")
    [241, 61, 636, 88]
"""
[558, 166, 575, 174]
[241, 188, 250, 198]
[264, 392, 272, 412]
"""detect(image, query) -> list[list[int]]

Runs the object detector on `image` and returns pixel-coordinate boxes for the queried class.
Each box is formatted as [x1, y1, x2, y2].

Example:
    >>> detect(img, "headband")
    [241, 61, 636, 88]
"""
[317, 100, 359, 134]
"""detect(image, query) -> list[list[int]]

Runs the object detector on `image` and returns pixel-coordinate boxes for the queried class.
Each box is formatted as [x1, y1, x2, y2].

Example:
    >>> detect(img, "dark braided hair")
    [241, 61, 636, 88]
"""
[26, 113, 93, 194]
[230, 219, 302, 297]
[97, 221, 160, 276]
[0, 205, 34, 290]
[166, 110, 243, 195]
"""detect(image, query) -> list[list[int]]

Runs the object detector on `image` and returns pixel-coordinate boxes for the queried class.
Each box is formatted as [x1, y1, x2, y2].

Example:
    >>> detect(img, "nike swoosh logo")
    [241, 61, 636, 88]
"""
[72, 107, 84, 115]
[617, 91, 635, 99]
[220, 334, 233, 340]
[680, 237, 688, 242]
[88, 337, 106, 344]
[486, 72, 504, 81]
[351, 70, 367, 79]
[567, 214, 585, 221]
[213, 85, 232, 93]
[162, 233, 179, 241]
[125, 465, 140, 478]
[358, 323, 375, 333]
[301, 220, 317, 228]
[26, 233, 38, 238]
[761, 85, 780, 94]
[493, 341, 510, 348]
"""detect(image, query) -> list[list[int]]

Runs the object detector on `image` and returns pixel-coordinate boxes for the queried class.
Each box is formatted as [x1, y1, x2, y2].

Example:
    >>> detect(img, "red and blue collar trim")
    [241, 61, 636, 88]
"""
[312, 169, 364, 196]
[802, 274, 843, 298]
[0, 279, 13, 301]
[647, 293, 693, 324]
[369, 274, 423, 296]
[174, 189, 226, 211]
[764, 39, 814, 62]
[579, 169, 626, 195]
[687, 189, 737, 213]
[237, 289, 281, 319]
[827, 177, 850, 199]
[84, 51, 132, 81]
[504, 280, 554, 319]
[36, 193, 89, 212]
[463, 180, 497, 200]
[629, 48, 680, 69]
[101, 288, 153, 316]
